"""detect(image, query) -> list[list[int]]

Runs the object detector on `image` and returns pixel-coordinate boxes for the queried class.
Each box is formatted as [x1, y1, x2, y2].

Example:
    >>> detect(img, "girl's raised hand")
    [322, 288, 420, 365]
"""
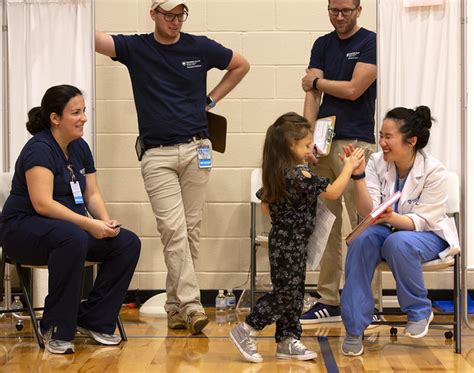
[343, 147, 365, 171]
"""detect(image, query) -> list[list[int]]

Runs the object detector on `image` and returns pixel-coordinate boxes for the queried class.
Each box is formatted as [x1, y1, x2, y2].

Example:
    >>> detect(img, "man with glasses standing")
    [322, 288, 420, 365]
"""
[95, 0, 250, 334]
[300, 0, 377, 324]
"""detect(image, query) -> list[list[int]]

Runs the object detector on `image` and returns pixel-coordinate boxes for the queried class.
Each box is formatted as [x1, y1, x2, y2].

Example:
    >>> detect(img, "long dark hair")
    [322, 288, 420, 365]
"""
[261, 112, 312, 203]
[384, 105, 433, 151]
[26, 85, 83, 135]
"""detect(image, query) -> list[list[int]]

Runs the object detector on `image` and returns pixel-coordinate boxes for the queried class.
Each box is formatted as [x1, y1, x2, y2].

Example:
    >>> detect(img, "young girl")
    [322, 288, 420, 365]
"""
[229, 112, 364, 363]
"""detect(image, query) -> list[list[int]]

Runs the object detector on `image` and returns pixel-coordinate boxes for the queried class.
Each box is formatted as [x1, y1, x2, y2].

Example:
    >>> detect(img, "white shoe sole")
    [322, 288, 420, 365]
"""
[405, 312, 434, 339]
[77, 326, 121, 346]
[341, 345, 364, 356]
[276, 351, 318, 361]
[229, 329, 263, 363]
[300, 315, 342, 324]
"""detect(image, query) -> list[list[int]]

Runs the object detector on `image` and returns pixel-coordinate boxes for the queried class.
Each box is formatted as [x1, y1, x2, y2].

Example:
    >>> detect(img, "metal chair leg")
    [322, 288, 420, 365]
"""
[15, 264, 44, 348]
[454, 254, 461, 353]
[117, 315, 127, 341]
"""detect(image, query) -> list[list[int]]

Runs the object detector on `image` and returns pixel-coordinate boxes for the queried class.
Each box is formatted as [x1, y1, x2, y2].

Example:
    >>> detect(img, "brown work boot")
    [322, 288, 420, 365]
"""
[168, 312, 187, 329]
[187, 311, 209, 334]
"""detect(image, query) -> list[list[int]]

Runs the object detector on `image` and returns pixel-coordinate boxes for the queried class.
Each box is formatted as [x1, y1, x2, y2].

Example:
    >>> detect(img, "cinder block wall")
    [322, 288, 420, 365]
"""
[95, 0, 377, 291]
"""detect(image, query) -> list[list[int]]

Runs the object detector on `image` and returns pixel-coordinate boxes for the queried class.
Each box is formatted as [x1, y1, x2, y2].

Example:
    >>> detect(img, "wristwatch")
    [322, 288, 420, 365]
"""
[207, 95, 216, 109]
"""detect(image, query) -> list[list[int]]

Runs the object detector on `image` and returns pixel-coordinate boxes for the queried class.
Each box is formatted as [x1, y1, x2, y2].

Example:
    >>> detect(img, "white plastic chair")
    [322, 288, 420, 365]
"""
[374, 171, 461, 353]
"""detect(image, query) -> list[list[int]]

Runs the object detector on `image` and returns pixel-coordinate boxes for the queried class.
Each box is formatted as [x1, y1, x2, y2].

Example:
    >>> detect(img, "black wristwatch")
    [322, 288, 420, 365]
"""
[351, 172, 366, 180]
[207, 95, 216, 109]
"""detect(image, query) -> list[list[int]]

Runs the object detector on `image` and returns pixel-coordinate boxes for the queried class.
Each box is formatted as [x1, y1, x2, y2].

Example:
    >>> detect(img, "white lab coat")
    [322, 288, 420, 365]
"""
[365, 150, 459, 257]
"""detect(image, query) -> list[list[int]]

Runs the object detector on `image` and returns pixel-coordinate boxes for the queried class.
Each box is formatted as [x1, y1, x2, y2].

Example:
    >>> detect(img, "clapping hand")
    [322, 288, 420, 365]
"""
[340, 146, 365, 172]
[341, 144, 366, 175]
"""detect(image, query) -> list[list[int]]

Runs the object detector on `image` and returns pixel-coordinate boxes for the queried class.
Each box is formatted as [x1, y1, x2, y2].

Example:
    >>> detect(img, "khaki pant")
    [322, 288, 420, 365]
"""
[314, 139, 376, 306]
[141, 139, 211, 318]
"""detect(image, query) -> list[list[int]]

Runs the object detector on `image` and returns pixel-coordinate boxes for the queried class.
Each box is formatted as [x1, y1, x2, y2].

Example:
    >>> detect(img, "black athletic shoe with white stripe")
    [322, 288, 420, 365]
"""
[300, 302, 342, 324]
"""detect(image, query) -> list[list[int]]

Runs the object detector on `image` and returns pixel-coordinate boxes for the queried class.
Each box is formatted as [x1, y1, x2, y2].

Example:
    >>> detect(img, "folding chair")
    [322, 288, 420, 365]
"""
[374, 171, 461, 353]
[249, 168, 268, 310]
[0, 172, 127, 348]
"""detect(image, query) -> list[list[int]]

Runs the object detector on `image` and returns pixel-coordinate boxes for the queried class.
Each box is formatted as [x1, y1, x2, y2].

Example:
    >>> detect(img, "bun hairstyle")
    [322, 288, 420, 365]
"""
[26, 85, 83, 135]
[384, 105, 434, 151]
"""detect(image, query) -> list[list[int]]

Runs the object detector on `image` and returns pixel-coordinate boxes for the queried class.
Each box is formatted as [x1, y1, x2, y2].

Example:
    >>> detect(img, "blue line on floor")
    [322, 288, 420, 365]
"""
[318, 336, 339, 373]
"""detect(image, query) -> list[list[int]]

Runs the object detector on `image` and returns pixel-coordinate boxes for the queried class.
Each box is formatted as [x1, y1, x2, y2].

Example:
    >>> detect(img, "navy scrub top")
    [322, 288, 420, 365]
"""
[1, 129, 96, 221]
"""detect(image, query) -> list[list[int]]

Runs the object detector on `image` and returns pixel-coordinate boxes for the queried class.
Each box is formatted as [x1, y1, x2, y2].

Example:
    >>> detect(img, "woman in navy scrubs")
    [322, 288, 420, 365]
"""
[0, 85, 141, 354]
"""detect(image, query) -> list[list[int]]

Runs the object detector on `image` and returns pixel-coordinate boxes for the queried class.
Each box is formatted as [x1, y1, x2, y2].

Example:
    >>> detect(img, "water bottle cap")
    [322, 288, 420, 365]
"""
[218, 289, 224, 294]
[14, 296, 20, 300]
[227, 289, 233, 293]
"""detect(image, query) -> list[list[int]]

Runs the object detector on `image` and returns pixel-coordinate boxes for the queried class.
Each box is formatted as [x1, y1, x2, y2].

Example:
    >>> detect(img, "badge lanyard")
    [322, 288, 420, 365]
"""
[67, 164, 84, 204]
[197, 142, 212, 169]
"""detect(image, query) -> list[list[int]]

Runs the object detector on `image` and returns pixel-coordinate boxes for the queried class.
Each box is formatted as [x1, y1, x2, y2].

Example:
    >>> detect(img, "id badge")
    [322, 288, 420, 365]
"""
[70, 181, 84, 204]
[197, 145, 212, 169]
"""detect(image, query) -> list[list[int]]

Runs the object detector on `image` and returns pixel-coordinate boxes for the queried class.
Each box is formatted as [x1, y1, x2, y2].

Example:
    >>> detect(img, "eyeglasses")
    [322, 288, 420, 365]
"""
[155, 9, 188, 22]
[328, 7, 358, 17]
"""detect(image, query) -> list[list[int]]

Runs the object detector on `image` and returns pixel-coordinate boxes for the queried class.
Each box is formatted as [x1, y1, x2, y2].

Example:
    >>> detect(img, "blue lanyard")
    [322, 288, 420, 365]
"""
[394, 173, 407, 212]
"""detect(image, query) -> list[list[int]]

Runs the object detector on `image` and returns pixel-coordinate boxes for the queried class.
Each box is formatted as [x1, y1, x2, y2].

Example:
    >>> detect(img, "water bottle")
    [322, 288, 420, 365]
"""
[215, 290, 226, 311]
[225, 289, 236, 310]
[0, 296, 5, 319]
[11, 296, 24, 330]
[11, 296, 23, 314]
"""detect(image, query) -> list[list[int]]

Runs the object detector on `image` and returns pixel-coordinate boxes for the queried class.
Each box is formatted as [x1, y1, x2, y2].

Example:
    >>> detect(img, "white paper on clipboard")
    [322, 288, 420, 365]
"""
[313, 116, 336, 156]
[306, 199, 336, 270]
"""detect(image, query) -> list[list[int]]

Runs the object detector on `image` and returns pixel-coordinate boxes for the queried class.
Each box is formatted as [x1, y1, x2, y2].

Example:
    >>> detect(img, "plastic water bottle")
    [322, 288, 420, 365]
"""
[11, 296, 23, 314]
[0, 296, 5, 318]
[225, 289, 236, 310]
[11, 296, 24, 330]
[215, 290, 226, 311]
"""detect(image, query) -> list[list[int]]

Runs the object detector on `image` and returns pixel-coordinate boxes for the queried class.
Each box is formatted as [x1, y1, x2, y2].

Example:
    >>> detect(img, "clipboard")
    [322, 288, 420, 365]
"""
[345, 191, 401, 245]
[207, 112, 227, 153]
[313, 116, 336, 157]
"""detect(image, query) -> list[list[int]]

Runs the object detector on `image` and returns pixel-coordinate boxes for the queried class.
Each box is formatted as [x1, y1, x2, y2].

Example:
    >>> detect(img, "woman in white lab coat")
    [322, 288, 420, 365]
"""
[340, 105, 459, 356]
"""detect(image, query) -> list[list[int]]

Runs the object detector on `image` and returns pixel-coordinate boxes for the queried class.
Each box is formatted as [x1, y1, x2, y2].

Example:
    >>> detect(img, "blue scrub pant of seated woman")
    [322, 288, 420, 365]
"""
[341, 224, 448, 337]
[1, 215, 141, 341]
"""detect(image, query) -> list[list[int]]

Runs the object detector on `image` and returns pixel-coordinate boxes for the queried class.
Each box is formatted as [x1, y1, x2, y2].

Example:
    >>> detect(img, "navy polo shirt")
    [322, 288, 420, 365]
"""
[112, 32, 233, 145]
[309, 27, 376, 143]
[1, 129, 95, 220]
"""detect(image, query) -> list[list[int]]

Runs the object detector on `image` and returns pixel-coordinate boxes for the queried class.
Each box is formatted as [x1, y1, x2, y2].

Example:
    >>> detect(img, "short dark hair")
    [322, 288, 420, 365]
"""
[384, 105, 434, 151]
[328, 0, 360, 7]
[26, 85, 83, 135]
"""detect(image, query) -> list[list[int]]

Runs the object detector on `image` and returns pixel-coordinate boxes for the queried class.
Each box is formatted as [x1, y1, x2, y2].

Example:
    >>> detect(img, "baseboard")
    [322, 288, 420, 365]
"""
[125, 289, 472, 308]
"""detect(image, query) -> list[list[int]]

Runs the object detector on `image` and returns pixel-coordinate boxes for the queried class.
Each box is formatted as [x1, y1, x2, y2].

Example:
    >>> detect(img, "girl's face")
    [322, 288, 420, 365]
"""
[379, 118, 416, 163]
[291, 131, 313, 164]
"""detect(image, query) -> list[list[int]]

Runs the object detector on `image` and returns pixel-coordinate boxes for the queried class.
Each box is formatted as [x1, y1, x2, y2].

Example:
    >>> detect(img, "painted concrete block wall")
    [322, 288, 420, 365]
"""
[95, 0, 377, 291]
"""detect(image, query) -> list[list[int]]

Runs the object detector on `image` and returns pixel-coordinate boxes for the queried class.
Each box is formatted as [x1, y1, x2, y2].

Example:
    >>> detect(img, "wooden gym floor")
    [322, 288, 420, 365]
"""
[1, 308, 474, 372]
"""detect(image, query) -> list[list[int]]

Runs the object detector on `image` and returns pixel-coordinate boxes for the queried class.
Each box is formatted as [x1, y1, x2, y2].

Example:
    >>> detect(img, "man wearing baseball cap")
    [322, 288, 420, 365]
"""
[96, 0, 250, 334]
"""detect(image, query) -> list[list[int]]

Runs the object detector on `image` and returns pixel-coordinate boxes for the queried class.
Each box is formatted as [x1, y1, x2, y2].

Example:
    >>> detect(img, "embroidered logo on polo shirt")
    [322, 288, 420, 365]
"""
[80, 168, 85, 175]
[346, 51, 360, 60]
[182, 60, 202, 69]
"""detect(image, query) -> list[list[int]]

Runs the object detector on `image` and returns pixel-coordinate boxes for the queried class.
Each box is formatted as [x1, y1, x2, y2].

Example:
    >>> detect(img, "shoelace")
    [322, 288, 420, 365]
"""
[290, 339, 306, 353]
[244, 335, 257, 352]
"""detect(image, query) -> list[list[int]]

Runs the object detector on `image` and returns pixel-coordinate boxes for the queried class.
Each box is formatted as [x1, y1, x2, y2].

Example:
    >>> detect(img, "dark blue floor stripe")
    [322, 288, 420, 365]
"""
[318, 336, 339, 373]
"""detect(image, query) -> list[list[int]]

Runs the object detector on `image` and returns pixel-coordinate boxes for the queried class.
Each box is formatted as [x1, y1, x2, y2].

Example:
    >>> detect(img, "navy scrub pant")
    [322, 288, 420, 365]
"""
[1, 215, 141, 341]
[341, 224, 448, 337]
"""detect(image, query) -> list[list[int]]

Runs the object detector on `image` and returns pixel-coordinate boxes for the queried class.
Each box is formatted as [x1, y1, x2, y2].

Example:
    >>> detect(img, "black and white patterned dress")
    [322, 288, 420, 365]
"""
[246, 164, 329, 341]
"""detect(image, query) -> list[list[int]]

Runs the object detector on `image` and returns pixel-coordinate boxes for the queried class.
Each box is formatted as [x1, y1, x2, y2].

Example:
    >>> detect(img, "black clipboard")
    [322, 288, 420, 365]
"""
[207, 112, 227, 153]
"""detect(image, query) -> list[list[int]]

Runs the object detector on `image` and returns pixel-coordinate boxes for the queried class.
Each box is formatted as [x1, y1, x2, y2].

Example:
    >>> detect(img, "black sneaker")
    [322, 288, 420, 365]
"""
[300, 302, 341, 324]
[366, 309, 384, 330]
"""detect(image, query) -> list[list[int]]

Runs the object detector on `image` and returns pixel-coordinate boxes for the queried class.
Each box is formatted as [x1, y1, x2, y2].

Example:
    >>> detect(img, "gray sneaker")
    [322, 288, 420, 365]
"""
[405, 312, 434, 338]
[341, 334, 364, 356]
[77, 326, 122, 345]
[229, 322, 263, 363]
[42, 328, 74, 354]
[276, 337, 317, 361]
